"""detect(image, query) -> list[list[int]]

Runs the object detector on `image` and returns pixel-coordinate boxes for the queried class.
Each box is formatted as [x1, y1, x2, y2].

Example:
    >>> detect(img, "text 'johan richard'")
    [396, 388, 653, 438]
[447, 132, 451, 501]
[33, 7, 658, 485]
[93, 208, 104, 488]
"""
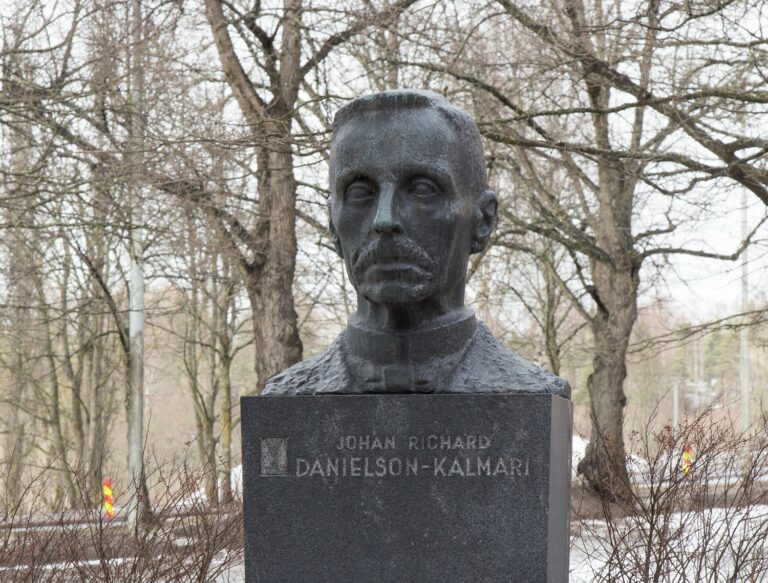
[335, 434, 491, 451]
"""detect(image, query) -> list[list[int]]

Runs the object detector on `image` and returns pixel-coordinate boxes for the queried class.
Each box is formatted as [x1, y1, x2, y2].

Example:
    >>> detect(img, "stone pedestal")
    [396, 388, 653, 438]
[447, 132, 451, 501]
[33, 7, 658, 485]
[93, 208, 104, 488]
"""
[241, 393, 571, 583]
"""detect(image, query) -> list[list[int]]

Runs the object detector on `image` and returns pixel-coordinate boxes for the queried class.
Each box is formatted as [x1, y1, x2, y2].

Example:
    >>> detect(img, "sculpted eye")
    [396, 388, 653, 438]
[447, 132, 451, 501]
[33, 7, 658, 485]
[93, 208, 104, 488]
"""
[410, 178, 440, 199]
[345, 180, 375, 203]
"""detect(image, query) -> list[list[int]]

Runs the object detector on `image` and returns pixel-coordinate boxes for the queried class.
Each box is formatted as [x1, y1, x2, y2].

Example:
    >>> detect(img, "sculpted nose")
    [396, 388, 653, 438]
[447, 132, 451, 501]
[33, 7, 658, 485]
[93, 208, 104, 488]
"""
[372, 185, 401, 233]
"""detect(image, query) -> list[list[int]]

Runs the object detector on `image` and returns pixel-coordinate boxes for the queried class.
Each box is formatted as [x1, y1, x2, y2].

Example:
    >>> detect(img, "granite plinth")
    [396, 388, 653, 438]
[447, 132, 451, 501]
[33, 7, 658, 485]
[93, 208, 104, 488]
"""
[241, 393, 571, 583]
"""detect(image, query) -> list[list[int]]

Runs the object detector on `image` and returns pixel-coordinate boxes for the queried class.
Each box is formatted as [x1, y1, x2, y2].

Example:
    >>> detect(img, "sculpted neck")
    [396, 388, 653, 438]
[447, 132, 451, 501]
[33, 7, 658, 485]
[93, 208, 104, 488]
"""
[352, 285, 466, 332]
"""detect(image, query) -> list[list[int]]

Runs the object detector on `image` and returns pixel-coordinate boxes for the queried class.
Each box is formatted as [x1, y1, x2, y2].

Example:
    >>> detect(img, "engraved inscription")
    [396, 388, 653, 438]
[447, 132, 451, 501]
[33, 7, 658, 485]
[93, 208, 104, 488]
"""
[260, 437, 288, 476]
[297, 456, 419, 477]
[336, 435, 396, 450]
[407, 434, 490, 450]
[259, 431, 534, 481]
[294, 455, 530, 478]
[333, 434, 492, 451]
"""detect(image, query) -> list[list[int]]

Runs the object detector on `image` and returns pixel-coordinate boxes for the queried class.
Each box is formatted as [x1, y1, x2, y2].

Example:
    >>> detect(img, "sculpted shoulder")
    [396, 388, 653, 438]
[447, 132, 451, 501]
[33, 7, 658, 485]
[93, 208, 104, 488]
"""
[261, 333, 350, 396]
[450, 322, 571, 398]
[262, 323, 570, 398]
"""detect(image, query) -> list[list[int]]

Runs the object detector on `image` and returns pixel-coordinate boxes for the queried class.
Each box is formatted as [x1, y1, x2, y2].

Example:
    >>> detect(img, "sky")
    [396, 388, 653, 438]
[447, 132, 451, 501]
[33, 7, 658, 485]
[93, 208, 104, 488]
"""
[660, 192, 768, 322]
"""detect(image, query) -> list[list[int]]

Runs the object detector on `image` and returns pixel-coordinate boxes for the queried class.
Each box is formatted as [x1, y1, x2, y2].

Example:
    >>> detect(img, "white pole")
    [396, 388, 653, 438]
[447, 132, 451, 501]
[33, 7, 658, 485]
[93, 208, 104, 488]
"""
[128, 203, 144, 526]
[127, 0, 145, 527]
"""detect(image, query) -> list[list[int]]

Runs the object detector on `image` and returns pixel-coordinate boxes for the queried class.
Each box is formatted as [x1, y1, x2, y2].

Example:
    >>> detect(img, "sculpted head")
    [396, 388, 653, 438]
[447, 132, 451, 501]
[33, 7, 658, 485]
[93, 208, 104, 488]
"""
[329, 90, 497, 328]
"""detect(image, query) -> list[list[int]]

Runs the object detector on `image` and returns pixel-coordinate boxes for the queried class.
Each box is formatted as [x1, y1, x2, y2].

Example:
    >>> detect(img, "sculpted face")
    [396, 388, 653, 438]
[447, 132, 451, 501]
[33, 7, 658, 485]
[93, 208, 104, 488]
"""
[330, 107, 494, 312]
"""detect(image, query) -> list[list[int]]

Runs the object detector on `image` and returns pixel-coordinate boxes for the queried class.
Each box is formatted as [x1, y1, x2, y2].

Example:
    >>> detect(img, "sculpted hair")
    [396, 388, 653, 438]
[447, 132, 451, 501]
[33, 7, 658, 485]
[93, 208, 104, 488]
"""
[331, 90, 489, 193]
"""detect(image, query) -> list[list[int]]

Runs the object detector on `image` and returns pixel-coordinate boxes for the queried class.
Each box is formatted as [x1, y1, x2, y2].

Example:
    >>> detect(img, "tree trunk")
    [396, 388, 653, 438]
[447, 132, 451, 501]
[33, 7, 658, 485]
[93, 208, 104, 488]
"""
[85, 319, 106, 506]
[84, 175, 109, 506]
[249, 134, 303, 389]
[570, 19, 641, 498]
[59, 242, 89, 507]
[4, 98, 35, 511]
[194, 416, 218, 507]
[35, 275, 78, 509]
[542, 257, 562, 375]
[4, 344, 28, 510]
[217, 283, 234, 504]
[4, 252, 30, 510]
[204, 0, 303, 390]
[205, 431, 218, 507]
[577, 255, 639, 501]
[218, 360, 233, 504]
[204, 0, 418, 389]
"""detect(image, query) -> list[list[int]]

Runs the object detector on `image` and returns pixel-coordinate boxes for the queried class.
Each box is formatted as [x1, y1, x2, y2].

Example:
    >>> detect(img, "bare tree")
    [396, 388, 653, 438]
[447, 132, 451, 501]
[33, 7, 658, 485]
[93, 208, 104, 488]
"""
[169, 206, 250, 505]
[388, 0, 767, 499]
[202, 0, 420, 389]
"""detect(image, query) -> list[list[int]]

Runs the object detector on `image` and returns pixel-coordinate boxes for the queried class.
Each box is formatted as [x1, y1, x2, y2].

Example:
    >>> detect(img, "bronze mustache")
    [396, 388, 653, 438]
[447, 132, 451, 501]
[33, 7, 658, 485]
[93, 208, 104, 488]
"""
[352, 237, 437, 277]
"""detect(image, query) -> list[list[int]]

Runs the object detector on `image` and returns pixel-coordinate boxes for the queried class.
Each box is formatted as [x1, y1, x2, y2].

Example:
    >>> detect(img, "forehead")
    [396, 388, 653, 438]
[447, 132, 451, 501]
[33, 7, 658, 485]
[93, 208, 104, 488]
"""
[331, 108, 462, 179]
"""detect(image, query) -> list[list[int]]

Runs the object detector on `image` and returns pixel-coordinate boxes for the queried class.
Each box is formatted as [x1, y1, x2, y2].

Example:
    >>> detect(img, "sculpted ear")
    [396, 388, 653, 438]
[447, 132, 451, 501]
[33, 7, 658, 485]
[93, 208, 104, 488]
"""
[328, 197, 343, 257]
[471, 190, 497, 254]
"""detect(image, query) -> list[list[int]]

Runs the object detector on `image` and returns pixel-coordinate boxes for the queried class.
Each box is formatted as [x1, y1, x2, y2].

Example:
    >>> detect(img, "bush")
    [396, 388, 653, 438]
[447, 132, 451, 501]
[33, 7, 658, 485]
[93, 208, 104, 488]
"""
[0, 458, 243, 582]
[572, 408, 768, 582]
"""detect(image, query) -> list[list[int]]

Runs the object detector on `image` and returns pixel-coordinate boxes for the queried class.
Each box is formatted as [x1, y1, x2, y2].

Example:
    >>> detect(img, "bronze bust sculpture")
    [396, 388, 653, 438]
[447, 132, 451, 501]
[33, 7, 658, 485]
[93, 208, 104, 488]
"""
[263, 90, 569, 397]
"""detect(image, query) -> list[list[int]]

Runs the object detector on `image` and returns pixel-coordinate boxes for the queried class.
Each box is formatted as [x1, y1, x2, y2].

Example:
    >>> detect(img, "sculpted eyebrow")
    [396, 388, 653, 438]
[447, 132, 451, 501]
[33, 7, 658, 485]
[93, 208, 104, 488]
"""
[335, 163, 455, 191]
[336, 170, 373, 188]
[402, 163, 454, 190]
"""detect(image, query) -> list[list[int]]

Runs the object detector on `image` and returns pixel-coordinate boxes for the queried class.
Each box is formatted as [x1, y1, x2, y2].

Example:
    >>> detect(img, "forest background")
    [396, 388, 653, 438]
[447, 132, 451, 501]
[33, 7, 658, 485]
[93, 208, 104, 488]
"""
[2, 0, 768, 516]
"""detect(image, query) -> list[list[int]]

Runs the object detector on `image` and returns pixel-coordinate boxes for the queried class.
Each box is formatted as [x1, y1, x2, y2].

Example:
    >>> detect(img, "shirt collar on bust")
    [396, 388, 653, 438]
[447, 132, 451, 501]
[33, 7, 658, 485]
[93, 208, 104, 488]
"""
[345, 308, 477, 365]
[341, 308, 478, 393]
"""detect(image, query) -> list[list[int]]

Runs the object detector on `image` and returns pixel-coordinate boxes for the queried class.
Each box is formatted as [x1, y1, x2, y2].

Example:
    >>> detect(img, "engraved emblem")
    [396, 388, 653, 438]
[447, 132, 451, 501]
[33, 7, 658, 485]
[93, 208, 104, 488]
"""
[260, 437, 288, 476]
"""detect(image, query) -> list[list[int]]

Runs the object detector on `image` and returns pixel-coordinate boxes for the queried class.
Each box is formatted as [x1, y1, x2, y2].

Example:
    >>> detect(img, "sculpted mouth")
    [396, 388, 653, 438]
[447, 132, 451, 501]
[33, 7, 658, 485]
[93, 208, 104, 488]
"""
[352, 237, 437, 282]
[365, 261, 429, 276]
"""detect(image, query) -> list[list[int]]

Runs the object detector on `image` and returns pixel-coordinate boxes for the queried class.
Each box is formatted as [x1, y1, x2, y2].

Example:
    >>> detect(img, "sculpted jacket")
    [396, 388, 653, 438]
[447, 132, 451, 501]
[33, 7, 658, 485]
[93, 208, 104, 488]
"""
[263, 311, 570, 398]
